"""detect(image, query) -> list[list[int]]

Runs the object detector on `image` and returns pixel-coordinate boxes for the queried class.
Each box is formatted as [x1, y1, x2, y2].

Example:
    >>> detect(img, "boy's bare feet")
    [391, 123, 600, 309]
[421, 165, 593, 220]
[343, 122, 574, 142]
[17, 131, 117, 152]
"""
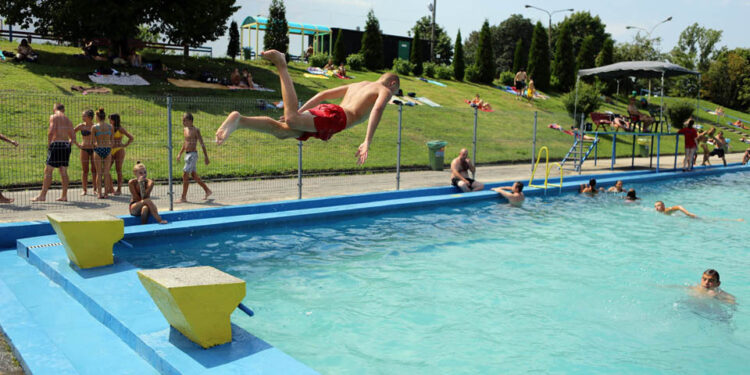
[177, 197, 187, 203]
[81, 191, 87, 196]
[159, 220, 168, 224]
[56, 197, 67, 202]
[114, 189, 121, 196]
[0, 197, 13, 204]
[216, 111, 240, 145]
[31, 195, 45, 202]
[203, 190, 212, 200]
[260, 49, 286, 66]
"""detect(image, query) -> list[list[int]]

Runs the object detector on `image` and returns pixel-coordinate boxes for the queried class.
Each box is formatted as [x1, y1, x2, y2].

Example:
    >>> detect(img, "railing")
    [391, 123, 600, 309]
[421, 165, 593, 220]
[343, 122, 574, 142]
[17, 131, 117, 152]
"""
[529, 146, 563, 193]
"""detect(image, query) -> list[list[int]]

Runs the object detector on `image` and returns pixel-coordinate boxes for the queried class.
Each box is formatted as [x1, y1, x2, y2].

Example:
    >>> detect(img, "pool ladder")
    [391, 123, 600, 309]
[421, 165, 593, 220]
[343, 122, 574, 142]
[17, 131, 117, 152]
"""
[529, 146, 563, 194]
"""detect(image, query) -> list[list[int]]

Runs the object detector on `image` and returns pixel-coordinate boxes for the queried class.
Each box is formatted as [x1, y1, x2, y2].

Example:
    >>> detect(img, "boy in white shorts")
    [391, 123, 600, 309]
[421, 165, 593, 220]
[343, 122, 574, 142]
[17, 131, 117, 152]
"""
[176, 112, 212, 202]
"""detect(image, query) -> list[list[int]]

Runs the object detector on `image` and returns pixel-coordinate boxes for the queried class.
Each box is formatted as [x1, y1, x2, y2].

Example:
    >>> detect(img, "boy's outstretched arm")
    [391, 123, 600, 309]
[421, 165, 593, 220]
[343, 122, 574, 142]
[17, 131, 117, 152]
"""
[197, 129, 209, 165]
[298, 85, 350, 113]
[355, 89, 391, 165]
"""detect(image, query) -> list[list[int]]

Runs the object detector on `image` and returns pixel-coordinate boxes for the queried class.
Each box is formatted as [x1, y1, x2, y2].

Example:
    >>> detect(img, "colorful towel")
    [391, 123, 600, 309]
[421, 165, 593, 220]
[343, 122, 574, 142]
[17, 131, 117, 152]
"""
[335, 73, 352, 79]
[496, 85, 518, 95]
[303, 73, 329, 79]
[89, 74, 149, 86]
[418, 77, 447, 87]
[416, 97, 441, 107]
[548, 123, 595, 141]
[306, 67, 326, 75]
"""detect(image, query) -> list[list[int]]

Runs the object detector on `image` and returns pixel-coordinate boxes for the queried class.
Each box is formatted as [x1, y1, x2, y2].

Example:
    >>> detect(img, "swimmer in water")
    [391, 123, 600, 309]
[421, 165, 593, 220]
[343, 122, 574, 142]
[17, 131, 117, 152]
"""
[654, 201, 697, 218]
[607, 180, 624, 193]
[624, 188, 639, 202]
[579, 178, 603, 194]
[689, 269, 735, 304]
[492, 181, 525, 206]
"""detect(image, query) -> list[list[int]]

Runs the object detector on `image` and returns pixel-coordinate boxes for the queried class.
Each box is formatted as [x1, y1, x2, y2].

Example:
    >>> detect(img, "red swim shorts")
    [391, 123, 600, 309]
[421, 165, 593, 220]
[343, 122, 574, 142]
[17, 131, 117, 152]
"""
[296, 103, 348, 141]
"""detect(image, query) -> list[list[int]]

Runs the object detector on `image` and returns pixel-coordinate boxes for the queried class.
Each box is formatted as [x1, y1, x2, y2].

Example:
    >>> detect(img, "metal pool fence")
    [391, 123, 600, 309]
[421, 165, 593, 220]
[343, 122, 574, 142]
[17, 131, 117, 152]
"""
[0, 91, 684, 213]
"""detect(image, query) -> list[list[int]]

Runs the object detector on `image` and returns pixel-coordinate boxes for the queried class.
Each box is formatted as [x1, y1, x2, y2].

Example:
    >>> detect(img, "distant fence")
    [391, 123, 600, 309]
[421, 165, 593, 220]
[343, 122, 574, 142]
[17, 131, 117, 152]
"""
[0, 91, 691, 212]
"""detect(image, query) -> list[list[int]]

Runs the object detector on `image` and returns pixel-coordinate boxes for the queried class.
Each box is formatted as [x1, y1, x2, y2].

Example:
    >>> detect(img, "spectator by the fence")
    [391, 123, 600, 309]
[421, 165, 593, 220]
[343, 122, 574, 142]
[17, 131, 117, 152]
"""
[92, 108, 114, 199]
[32, 103, 74, 202]
[678, 118, 698, 171]
[0, 132, 19, 203]
[15, 39, 38, 62]
[177, 112, 212, 202]
[450, 148, 484, 192]
[129, 162, 167, 225]
[73, 109, 97, 195]
[215, 50, 400, 165]
[109, 114, 134, 195]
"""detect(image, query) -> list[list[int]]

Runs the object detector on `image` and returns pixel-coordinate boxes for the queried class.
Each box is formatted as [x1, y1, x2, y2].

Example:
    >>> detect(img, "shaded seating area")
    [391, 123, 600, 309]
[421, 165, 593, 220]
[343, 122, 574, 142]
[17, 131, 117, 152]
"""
[240, 16, 331, 60]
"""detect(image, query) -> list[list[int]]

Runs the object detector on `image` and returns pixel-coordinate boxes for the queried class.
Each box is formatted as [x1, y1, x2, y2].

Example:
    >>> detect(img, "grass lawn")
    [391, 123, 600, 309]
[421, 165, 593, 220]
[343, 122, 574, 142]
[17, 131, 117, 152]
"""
[1, 40, 748, 187]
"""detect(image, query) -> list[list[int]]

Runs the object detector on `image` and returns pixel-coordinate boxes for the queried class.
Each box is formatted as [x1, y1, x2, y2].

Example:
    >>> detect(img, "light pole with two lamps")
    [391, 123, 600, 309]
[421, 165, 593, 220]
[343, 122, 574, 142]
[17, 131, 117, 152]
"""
[524, 4, 574, 51]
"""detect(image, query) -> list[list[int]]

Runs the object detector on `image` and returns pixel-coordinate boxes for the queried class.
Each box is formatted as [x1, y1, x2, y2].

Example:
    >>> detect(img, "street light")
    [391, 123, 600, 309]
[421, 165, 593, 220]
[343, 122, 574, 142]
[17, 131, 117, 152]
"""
[427, 0, 436, 62]
[626, 16, 672, 39]
[524, 4, 574, 51]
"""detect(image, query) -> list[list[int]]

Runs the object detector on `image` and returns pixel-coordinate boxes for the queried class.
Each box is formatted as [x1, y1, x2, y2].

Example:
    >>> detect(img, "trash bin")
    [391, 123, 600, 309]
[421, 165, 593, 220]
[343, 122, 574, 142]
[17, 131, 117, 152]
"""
[426, 140, 448, 170]
[637, 138, 650, 157]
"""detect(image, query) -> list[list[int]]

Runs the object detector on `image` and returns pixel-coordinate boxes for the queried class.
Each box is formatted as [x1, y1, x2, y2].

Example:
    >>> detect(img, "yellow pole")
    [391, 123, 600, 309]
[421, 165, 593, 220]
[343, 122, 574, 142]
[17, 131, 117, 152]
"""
[255, 24, 259, 60]
[240, 27, 244, 58]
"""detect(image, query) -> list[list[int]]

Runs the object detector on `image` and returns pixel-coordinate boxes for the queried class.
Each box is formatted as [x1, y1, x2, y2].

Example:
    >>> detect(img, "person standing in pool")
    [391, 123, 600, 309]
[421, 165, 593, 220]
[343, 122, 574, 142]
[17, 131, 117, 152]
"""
[492, 182, 524, 206]
[32, 103, 74, 202]
[0, 131, 19, 203]
[73, 109, 97, 196]
[690, 269, 735, 304]
[579, 178, 603, 194]
[176, 112, 212, 202]
[215, 50, 400, 165]
[654, 201, 697, 218]
[450, 148, 484, 192]
[607, 180, 624, 193]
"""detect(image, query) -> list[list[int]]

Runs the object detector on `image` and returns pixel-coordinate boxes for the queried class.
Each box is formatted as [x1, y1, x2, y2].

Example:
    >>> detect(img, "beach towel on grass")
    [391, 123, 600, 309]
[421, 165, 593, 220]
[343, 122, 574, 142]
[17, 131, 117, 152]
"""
[335, 73, 352, 79]
[306, 67, 327, 75]
[303, 73, 329, 79]
[548, 123, 595, 141]
[418, 77, 447, 87]
[89, 74, 149, 86]
[416, 97, 441, 107]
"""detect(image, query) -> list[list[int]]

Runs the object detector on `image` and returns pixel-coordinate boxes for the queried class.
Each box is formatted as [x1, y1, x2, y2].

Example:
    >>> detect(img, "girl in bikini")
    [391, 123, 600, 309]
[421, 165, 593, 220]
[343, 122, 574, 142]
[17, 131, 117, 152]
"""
[108, 113, 134, 196]
[92, 108, 114, 199]
[128, 162, 167, 224]
[73, 109, 96, 195]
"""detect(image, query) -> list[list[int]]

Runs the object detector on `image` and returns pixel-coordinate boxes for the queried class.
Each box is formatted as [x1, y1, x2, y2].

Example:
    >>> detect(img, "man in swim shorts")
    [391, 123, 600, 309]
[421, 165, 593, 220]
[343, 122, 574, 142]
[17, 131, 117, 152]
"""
[0, 132, 19, 203]
[216, 50, 400, 165]
[654, 201, 697, 218]
[450, 148, 484, 192]
[32, 103, 74, 202]
[579, 178, 602, 194]
[492, 181, 524, 206]
[689, 269, 735, 304]
[176, 112, 212, 202]
[514, 69, 527, 98]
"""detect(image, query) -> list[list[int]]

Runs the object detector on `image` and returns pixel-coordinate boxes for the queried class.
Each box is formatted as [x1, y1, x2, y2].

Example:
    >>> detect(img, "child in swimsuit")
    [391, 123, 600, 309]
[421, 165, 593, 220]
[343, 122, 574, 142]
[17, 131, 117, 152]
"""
[109, 114, 134, 196]
[128, 162, 167, 225]
[74, 109, 97, 195]
[92, 108, 114, 198]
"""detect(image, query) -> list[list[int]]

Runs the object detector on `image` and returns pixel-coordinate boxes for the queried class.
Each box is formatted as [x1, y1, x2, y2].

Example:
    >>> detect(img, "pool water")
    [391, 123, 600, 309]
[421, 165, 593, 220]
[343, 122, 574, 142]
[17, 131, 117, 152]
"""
[122, 172, 750, 374]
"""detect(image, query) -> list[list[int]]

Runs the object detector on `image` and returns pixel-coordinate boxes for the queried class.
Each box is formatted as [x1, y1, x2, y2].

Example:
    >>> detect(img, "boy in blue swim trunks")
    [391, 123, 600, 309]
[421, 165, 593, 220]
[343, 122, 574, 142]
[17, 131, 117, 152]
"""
[216, 50, 399, 165]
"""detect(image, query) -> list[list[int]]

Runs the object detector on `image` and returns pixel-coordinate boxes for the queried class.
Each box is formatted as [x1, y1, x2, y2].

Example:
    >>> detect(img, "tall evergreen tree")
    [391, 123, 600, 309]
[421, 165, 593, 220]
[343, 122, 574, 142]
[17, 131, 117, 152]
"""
[227, 20, 240, 60]
[595, 37, 614, 67]
[264, 0, 289, 58]
[475, 20, 496, 84]
[332, 29, 346, 65]
[576, 35, 597, 70]
[453, 29, 465, 81]
[410, 28, 424, 76]
[512, 38, 525, 73]
[360, 9, 384, 70]
[553, 23, 575, 91]
[527, 21, 550, 90]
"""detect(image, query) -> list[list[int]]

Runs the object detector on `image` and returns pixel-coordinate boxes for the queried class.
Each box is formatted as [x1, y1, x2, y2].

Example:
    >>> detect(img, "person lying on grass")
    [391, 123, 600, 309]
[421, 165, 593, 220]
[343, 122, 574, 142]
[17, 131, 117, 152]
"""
[216, 50, 400, 165]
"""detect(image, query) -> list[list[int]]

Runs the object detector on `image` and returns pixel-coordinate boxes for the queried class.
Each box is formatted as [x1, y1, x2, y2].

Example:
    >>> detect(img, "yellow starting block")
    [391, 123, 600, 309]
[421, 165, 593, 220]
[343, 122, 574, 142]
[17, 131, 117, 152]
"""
[137, 266, 246, 349]
[47, 213, 124, 269]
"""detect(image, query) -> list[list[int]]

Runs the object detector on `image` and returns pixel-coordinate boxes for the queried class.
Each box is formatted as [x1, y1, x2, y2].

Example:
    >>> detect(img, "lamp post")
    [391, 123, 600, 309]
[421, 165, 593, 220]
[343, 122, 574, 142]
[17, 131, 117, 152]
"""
[428, 0, 436, 62]
[626, 17, 672, 97]
[524, 5, 573, 50]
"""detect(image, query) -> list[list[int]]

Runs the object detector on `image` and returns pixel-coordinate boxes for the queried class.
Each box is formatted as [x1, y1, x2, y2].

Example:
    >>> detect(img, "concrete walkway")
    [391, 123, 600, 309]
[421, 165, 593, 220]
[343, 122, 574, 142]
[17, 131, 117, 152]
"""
[1, 153, 746, 223]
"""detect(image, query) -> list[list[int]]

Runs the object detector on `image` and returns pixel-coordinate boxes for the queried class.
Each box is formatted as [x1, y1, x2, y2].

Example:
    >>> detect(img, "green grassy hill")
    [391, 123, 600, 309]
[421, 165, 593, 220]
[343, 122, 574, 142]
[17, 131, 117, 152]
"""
[1, 40, 748, 186]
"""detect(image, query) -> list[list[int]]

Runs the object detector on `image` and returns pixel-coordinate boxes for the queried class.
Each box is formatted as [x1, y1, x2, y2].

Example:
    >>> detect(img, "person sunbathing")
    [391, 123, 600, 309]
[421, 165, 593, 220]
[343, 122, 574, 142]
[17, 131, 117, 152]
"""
[732, 119, 749, 130]
[324, 58, 335, 71]
[612, 116, 634, 132]
[337, 63, 347, 77]
[470, 94, 492, 110]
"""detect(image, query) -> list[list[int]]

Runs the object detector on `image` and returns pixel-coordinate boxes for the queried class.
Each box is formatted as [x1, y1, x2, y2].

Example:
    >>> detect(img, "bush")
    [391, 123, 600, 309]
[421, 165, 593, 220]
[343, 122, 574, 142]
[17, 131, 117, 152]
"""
[435, 64, 453, 80]
[346, 53, 364, 70]
[498, 71, 515, 86]
[392, 58, 414, 75]
[562, 83, 602, 119]
[242, 47, 253, 60]
[423, 62, 437, 78]
[309, 54, 330, 68]
[465, 65, 481, 83]
[667, 101, 695, 129]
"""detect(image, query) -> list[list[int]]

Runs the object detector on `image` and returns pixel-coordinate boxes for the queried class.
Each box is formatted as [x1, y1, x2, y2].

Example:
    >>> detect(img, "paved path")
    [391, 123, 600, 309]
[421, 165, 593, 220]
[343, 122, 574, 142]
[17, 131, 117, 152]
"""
[1, 153, 746, 223]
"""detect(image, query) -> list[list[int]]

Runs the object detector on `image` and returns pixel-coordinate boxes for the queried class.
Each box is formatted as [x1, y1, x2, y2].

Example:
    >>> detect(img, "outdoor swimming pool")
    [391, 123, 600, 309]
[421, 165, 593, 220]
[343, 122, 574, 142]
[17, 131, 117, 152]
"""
[121, 171, 749, 374]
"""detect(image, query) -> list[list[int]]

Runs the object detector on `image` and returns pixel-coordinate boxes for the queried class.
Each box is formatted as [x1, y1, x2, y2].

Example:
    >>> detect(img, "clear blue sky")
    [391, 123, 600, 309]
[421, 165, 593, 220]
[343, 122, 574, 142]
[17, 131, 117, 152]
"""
[210, 0, 748, 58]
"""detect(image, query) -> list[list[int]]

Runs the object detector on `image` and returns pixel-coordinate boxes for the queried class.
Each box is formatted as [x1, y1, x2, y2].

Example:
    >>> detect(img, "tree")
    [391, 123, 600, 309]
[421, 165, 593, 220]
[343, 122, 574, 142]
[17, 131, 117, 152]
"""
[576, 35, 597, 70]
[332, 29, 346, 65]
[669, 23, 722, 72]
[158, 0, 239, 57]
[553, 11, 609, 62]
[493, 14, 534, 73]
[703, 49, 750, 111]
[227, 21, 240, 60]
[553, 23, 575, 91]
[453, 29, 465, 81]
[595, 37, 614, 67]
[527, 21, 550, 90]
[475, 20, 495, 84]
[360, 9, 384, 70]
[263, 0, 289, 58]
[512, 38, 525, 73]
[411, 16, 452, 65]
[410, 28, 424, 76]
[614, 34, 663, 62]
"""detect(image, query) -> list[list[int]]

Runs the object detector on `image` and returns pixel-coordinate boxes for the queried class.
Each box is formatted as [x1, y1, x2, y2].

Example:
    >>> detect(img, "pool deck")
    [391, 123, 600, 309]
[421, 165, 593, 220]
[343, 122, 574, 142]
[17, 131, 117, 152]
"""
[1, 157, 748, 374]
[2, 152, 746, 223]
